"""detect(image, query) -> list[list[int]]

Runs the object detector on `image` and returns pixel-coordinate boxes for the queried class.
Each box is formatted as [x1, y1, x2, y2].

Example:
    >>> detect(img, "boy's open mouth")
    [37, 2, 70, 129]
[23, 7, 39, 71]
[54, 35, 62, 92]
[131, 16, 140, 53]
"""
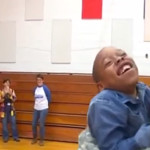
[117, 62, 132, 76]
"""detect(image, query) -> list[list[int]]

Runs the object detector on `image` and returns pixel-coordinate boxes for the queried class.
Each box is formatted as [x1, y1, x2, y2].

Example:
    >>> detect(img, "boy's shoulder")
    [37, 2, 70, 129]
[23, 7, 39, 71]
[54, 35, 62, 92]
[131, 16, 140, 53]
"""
[90, 89, 119, 104]
[91, 82, 148, 104]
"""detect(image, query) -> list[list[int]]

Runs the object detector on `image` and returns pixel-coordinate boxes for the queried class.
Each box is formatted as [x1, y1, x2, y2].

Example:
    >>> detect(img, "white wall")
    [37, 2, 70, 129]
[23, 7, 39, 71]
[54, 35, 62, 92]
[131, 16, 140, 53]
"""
[0, 0, 150, 75]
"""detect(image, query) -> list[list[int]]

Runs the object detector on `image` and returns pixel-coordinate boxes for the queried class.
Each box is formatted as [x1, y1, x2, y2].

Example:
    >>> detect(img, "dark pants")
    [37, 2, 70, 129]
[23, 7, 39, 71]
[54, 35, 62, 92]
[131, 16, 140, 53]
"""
[32, 108, 48, 140]
[2, 112, 19, 140]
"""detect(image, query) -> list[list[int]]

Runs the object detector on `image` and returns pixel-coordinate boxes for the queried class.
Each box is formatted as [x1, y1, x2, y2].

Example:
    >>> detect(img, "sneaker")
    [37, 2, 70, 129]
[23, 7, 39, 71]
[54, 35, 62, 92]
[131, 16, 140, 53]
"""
[31, 139, 37, 144]
[39, 140, 44, 146]
[14, 138, 20, 142]
[3, 139, 8, 143]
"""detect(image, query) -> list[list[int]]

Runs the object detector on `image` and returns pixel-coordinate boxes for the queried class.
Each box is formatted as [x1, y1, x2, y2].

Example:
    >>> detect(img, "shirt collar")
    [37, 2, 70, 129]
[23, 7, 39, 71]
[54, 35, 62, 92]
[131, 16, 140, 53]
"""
[121, 82, 147, 104]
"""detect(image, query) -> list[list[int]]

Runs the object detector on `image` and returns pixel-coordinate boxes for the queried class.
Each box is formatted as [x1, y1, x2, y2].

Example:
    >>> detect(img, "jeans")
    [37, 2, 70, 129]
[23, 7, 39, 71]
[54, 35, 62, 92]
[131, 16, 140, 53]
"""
[2, 113, 19, 140]
[32, 108, 48, 140]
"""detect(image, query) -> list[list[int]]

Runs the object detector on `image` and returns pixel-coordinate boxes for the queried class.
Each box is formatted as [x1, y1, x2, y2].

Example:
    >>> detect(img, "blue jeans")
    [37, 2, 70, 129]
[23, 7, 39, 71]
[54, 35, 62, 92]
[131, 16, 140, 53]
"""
[32, 108, 48, 140]
[2, 113, 19, 140]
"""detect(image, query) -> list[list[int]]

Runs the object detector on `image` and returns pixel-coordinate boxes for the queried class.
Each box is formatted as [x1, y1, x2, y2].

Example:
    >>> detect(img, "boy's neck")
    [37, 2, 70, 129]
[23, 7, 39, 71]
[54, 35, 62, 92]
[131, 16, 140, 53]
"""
[123, 85, 137, 98]
[129, 89, 137, 98]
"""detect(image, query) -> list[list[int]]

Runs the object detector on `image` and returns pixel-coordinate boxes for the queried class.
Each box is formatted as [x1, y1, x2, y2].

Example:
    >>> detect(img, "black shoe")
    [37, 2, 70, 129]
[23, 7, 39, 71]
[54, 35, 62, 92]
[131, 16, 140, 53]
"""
[39, 140, 44, 146]
[31, 138, 37, 144]
[3, 139, 8, 143]
[14, 138, 20, 142]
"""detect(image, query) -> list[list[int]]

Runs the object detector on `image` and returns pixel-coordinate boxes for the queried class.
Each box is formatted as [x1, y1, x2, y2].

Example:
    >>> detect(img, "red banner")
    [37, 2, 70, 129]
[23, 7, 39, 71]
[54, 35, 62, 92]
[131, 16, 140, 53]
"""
[82, 0, 102, 19]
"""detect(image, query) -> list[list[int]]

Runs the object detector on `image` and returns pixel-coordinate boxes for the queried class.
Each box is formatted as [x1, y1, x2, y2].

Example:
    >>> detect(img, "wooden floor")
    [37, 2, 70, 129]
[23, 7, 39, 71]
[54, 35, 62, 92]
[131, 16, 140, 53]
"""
[0, 137, 78, 150]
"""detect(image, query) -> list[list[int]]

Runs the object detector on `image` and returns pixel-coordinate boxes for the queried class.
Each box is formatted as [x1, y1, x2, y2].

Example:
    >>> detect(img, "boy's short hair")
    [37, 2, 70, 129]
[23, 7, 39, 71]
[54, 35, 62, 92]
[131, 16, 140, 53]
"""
[92, 63, 100, 83]
[92, 52, 102, 83]
[3, 79, 11, 84]
[92, 48, 106, 83]
[36, 74, 44, 80]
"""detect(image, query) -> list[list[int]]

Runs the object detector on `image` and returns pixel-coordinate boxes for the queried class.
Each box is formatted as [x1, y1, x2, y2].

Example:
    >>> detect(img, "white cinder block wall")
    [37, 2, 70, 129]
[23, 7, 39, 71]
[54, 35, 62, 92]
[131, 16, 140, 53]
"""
[0, 0, 150, 75]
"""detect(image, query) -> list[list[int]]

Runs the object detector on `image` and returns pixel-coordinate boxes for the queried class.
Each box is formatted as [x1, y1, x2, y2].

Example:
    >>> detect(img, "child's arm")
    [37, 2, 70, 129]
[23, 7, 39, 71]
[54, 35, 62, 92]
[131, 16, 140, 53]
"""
[9, 89, 16, 102]
[43, 85, 51, 103]
[88, 100, 149, 150]
[0, 91, 4, 103]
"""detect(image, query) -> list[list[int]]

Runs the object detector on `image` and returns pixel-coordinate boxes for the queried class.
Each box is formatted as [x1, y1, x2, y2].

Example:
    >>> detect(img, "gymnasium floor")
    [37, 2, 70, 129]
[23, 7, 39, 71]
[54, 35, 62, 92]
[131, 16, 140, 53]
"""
[0, 138, 78, 150]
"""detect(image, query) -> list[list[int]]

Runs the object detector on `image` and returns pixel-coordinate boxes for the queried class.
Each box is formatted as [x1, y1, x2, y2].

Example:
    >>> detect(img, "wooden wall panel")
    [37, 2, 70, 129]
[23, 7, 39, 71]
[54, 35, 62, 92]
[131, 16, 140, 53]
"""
[0, 73, 93, 142]
[16, 111, 87, 126]
[14, 102, 88, 115]
[139, 76, 150, 85]
[16, 91, 94, 104]
[0, 123, 83, 142]
[8, 82, 97, 93]
[0, 72, 150, 143]
[0, 73, 94, 82]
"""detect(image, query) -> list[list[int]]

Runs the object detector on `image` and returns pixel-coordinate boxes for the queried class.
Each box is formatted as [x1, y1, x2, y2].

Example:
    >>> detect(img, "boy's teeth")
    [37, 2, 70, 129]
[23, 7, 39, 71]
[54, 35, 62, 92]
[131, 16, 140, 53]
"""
[121, 65, 131, 74]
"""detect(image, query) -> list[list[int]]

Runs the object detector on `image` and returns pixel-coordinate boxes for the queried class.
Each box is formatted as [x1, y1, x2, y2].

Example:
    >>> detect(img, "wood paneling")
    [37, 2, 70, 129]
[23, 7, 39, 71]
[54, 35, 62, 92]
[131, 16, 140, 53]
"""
[0, 72, 95, 143]
[0, 73, 94, 82]
[14, 102, 88, 115]
[2, 81, 97, 93]
[16, 111, 87, 126]
[0, 123, 84, 142]
[0, 72, 150, 143]
[16, 91, 94, 104]
[139, 76, 150, 85]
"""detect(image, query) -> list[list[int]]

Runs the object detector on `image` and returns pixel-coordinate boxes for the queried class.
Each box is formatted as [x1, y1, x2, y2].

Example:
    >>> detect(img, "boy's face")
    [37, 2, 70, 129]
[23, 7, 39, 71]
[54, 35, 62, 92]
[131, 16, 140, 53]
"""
[97, 47, 138, 92]
[3, 81, 10, 87]
[36, 77, 44, 86]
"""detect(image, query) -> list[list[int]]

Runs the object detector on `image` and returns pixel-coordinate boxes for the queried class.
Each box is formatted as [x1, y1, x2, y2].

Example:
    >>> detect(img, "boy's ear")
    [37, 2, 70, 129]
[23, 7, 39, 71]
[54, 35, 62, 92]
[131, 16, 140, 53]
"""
[97, 81, 104, 92]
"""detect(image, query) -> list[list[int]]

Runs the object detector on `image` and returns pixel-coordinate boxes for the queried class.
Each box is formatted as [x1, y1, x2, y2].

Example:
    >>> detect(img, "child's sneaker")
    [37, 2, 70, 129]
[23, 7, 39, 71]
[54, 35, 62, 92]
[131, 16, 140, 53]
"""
[39, 140, 44, 146]
[31, 138, 37, 144]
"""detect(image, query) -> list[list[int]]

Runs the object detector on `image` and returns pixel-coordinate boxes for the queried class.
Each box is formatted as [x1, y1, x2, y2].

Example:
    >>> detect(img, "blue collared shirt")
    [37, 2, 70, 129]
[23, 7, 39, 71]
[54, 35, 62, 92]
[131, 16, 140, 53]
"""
[88, 82, 150, 150]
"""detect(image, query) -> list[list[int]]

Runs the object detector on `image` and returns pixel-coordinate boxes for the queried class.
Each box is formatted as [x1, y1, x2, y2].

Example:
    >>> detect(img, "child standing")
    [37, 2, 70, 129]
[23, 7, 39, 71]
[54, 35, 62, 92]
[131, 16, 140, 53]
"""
[0, 79, 20, 143]
[31, 74, 51, 146]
